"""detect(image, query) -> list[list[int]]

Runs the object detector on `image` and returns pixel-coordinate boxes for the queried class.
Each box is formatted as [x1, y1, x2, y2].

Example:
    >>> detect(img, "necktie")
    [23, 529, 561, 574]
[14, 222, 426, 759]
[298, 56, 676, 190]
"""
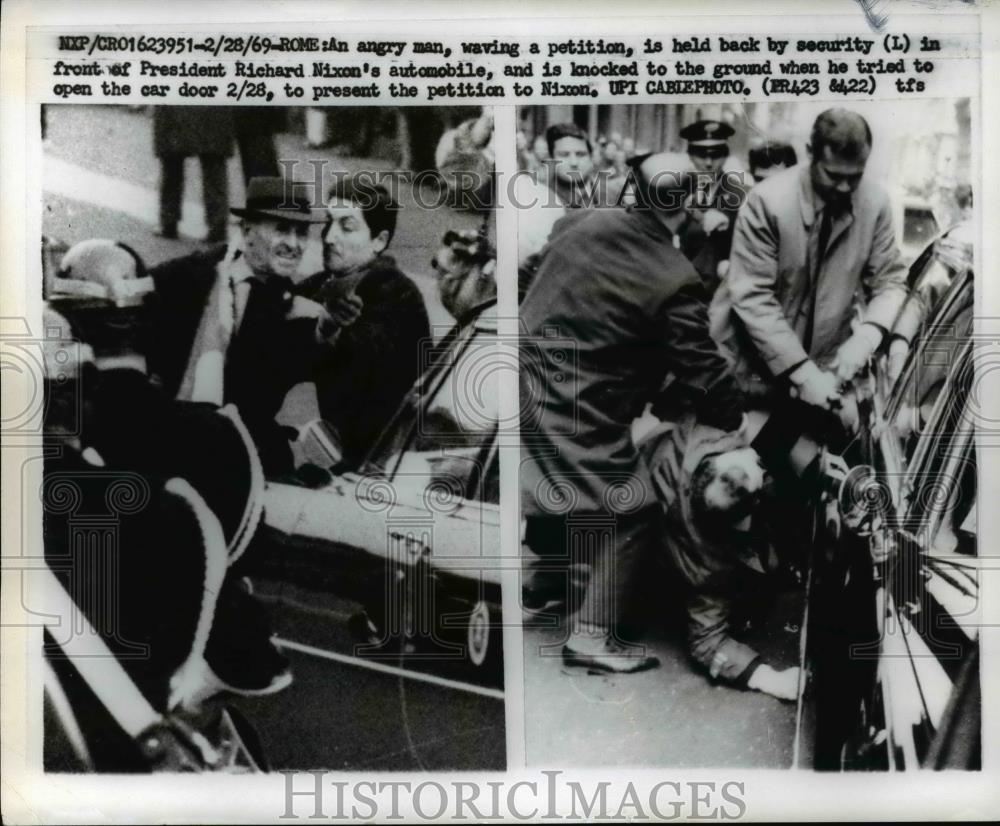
[803, 207, 834, 354]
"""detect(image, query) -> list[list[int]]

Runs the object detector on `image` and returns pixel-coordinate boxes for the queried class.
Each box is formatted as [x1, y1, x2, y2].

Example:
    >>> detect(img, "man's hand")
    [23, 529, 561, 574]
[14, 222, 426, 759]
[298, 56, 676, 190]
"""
[316, 276, 364, 329]
[326, 291, 364, 327]
[788, 360, 841, 410]
[835, 392, 861, 434]
[700, 208, 730, 235]
[831, 323, 883, 383]
[747, 664, 800, 702]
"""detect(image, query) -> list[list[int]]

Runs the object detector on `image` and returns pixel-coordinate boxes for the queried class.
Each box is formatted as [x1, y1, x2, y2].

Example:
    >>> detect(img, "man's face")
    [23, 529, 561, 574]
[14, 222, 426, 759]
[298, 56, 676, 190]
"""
[688, 147, 727, 177]
[242, 217, 308, 279]
[322, 199, 385, 277]
[810, 144, 869, 211]
[700, 447, 766, 517]
[551, 136, 594, 185]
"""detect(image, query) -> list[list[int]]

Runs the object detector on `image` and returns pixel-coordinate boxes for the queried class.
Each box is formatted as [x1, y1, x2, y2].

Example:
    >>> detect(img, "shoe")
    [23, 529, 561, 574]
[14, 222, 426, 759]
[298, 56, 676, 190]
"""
[562, 640, 660, 675]
[205, 636, 293, 697]
[521, 563, 589, 621]
[204, 579, 292, 696]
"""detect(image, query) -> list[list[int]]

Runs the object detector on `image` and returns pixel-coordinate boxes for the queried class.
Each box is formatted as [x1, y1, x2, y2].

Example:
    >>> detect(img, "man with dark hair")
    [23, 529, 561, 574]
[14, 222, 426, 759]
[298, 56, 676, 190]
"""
[297, 175, 430, 469]
[516, 122, 597, 267]
[677, 119, 748, 293]
[747, 141, 798, 184]
[521, 152, 746, 674]
[639, 417, 800, 701]
[710, 108, 919, 450]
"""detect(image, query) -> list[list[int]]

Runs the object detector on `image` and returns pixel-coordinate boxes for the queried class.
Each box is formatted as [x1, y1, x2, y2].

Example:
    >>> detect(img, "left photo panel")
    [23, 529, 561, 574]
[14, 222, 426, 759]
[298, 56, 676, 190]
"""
[40, 103, 504, 771]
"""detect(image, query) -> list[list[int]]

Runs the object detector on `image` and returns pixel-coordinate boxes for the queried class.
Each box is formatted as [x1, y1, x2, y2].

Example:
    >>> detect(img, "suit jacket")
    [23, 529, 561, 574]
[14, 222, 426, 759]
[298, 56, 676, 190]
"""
[295, 255, 430, 469]
[520, 206, 743, 516]
[709, 165, 913, 390]
[147, 246, 319, 474]
[680, 172, 748, 293]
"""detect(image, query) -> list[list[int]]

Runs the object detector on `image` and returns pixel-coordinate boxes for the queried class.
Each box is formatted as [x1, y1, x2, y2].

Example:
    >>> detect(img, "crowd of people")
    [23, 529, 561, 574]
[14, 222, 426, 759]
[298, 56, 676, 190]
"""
[519, 108, 937, 702]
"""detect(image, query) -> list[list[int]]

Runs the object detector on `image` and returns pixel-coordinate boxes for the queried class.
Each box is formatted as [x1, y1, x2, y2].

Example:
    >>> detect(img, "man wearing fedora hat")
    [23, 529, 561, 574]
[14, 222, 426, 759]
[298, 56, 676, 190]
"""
[678, 119, 748, 293]
[145, 176, 334, 475]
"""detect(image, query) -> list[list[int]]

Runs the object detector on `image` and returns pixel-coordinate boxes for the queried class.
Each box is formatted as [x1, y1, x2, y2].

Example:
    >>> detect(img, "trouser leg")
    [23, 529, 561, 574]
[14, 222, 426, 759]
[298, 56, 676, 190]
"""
[574, 505, 655, 642]
[199, 154, 229, 243]
[686, 589, 761, 685]
[522, 514, 570, 608]
[158, 154, 184, 235]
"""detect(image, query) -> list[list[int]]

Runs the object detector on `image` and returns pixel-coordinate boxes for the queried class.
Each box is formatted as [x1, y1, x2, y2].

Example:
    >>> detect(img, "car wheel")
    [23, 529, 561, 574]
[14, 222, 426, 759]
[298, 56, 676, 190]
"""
[466, 601, 491, 667]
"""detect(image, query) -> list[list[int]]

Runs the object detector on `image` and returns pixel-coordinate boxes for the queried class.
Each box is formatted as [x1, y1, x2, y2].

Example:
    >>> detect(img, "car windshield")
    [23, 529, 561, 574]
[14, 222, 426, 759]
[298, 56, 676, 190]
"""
[365, 315, 500, 503]
[888, 273, 973, 472]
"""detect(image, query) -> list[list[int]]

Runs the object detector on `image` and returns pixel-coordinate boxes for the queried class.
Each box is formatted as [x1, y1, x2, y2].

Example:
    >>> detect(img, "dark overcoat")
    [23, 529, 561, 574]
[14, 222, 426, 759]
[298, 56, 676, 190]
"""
[519, 206, 743, 516]
[146, 245, 319, 474]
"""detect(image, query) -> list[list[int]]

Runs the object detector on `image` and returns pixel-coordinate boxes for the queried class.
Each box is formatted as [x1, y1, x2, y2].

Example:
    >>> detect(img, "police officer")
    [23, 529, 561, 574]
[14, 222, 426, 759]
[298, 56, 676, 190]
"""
[678, 119, 746, 293]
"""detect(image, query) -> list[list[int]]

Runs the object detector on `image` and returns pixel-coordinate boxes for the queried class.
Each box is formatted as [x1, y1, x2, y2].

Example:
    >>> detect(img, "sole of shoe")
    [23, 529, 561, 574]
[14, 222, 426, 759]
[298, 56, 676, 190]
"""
[561, 650, 660, 675]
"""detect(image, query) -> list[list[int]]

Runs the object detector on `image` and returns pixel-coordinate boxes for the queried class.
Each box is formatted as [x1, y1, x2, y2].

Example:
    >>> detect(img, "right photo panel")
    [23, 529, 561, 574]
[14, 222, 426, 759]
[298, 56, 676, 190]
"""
[516, 100, 977, 769]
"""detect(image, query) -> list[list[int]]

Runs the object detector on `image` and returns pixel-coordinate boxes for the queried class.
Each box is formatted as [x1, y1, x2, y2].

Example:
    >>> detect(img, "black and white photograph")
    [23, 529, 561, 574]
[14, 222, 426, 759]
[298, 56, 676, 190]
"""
[2, 1, 997, 822]
[38, 102, 505, 772]
[517, 99, 979, 769]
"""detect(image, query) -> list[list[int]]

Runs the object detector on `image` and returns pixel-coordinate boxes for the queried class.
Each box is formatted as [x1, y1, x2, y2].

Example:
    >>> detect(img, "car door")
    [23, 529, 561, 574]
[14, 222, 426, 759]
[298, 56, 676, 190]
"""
[815, 269, 979, 771]
[264, 307, 502, 664]
[875, 310, 979, 769]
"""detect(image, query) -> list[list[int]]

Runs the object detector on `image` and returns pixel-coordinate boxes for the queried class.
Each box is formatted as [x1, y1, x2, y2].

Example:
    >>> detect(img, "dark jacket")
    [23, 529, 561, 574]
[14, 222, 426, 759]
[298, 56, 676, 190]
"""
[153, 106, 234, 158]
[678, 173, 748, 294]
[519, 206, 744, 516]
[296, 255, 430, 469]
[43, 445, 212, 717]
[146, 245, 319, 475]
[638, 417, 763, 683]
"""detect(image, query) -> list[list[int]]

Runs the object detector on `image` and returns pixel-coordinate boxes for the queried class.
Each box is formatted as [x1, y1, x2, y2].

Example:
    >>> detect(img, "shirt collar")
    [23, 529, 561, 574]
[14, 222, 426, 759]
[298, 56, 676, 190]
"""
[223, 249, 257, 284]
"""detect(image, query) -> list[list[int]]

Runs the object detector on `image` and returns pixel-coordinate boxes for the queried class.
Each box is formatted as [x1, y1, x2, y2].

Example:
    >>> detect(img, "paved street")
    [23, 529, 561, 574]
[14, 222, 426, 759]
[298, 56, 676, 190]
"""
[522, 587, 813, 768]
[242, 580, 505, 771]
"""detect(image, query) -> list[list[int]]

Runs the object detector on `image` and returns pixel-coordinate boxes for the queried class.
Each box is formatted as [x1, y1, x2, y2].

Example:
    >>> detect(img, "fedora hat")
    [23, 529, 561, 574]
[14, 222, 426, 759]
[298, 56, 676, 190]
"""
[230, 177, 325, 224]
